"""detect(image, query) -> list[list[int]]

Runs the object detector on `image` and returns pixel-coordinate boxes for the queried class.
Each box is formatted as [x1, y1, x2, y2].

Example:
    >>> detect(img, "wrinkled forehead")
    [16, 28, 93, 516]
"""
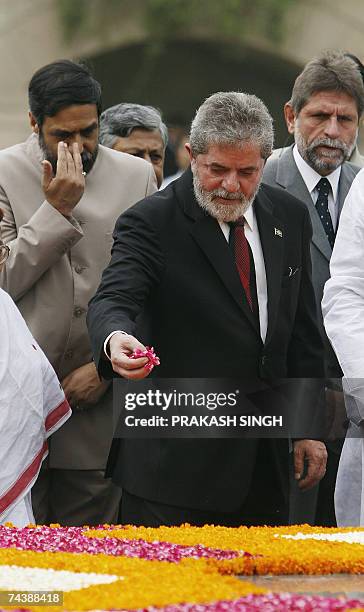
[300, 89, 359, 117]
[199, 141, 263, 165]
[42, 104, 99, 133]
[126, 128, 164, 148]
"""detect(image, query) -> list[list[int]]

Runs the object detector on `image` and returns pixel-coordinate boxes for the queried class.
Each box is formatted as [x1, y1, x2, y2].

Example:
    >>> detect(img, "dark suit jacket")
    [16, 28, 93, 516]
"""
[87, 168, 324, 512]
[263, 146, 360, 378]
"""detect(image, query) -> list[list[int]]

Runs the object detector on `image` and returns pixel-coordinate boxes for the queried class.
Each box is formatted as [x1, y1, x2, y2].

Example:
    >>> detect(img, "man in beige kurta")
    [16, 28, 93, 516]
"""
[0, 60, 157, 525]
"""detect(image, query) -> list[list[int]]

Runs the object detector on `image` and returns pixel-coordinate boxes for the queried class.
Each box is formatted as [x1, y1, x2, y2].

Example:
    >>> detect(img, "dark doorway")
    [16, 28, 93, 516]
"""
[88, 39, 300, 147]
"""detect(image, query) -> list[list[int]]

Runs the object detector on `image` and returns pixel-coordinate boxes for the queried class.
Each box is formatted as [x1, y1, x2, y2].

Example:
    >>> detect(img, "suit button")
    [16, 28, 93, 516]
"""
[74, 265, 84, 274]
[261, 355, 267, 366]
[74, 306, 85, 318]
[64, 349, 73, 359]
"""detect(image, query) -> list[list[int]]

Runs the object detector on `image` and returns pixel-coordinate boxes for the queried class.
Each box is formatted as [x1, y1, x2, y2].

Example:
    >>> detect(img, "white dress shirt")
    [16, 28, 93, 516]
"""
[293, 145, 341, 230]
[219, 202, 268, 342]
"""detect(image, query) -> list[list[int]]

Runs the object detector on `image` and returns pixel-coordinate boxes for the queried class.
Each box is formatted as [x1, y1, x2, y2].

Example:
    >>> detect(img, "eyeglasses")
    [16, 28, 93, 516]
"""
[0, 244, 10, 265]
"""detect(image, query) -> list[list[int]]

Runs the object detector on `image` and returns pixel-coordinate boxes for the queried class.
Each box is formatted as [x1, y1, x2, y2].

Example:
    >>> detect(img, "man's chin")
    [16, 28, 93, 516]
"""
[316, 149, 344, 162]
[316, 159, 343, 173]
[206, 202, 250, 223]
[309, 151, 344, 173]
[213, 197, 243, 207]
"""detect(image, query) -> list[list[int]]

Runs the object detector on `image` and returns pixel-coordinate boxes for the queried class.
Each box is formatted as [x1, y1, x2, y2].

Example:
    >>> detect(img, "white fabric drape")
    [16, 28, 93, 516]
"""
[0, 288, 71, 525]
[322, 170, 364, 526]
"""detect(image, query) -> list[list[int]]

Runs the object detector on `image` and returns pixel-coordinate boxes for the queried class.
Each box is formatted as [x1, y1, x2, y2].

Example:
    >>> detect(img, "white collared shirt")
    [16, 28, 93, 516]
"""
[293, 145, 341, 230]
[219, 203, 268, 342]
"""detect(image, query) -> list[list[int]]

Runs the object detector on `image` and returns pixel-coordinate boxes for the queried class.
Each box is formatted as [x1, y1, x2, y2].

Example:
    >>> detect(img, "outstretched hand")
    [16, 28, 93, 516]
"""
[108, 332, 152, 380]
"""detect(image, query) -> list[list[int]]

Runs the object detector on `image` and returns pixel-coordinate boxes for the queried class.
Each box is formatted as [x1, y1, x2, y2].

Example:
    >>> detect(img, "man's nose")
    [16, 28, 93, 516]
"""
[221, 172, 240, 192]
[143, 152, 152, 164]
[324, 117, 340, 139]
[70, 134, 84, 154]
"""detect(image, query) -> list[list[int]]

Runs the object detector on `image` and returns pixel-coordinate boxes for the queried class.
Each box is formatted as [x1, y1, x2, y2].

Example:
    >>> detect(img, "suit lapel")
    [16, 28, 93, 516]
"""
[190, 215, 260, 333]
[275, 147, 332, 261]
[255, 187, 285, 344]
[337, 164, 354, 215]
[176, 169, 260, 335]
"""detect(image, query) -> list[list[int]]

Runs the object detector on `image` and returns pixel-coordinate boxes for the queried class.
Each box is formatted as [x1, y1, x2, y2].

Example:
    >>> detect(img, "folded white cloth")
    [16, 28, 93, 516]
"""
[1, 492, 34, 527]
[335, 427, 364, 526]
[0, 288, 71, 524]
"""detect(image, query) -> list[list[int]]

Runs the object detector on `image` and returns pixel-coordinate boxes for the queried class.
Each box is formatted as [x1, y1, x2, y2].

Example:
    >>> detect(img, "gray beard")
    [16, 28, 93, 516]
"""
[192, 171, 260, 223]
[295, 131, 354, 174]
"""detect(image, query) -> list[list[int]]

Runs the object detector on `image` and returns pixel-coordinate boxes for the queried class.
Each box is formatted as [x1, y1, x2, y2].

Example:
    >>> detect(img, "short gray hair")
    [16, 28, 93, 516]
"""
[189, 92, 274, 160]
[290, 50, 364, 117]
[99, 103, 168, 149]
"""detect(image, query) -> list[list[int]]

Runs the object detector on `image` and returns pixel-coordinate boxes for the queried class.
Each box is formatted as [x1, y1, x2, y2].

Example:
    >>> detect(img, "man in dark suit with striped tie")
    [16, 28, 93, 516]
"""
[263, 51, 364, 526]
[87, 91, 326, 527]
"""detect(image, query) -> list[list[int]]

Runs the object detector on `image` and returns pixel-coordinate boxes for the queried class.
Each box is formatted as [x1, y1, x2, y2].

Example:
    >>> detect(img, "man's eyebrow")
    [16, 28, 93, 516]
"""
[81, 122, 98, 132]
[50, 122, 98, 137]
[239, 165, 259, 171]
[209, 162, 227, 169]
[51, 128, 73, 137]
[310, 110, 330, 115]
[122, 146, 145, 153]
[209, 162, 259, 172]
[309, 108, 356, 117]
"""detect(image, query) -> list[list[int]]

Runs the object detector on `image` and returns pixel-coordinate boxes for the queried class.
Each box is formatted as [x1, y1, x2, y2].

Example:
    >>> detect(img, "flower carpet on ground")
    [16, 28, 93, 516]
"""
[0, 524, 364, 610]
[87, 524, 364, 574]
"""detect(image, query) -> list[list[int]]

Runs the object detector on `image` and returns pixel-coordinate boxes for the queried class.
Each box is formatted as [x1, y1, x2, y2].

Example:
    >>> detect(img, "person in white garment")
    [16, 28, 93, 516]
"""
[0, 209, 71, 526]
[323, 169, 364, 526]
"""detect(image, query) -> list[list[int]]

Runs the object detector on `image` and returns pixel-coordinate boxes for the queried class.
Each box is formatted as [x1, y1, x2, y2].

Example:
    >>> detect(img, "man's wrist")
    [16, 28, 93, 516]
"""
[104, 330, 127, 360]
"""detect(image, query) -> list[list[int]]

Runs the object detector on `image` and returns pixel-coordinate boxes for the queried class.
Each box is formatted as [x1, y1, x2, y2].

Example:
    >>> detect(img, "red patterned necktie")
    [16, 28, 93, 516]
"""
[231, 218, 253, 310]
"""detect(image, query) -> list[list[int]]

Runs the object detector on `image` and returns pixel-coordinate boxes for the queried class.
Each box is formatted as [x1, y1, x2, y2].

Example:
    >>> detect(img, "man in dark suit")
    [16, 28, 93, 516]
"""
[263, 51, 364, 525]
[87, 91, 326, 527]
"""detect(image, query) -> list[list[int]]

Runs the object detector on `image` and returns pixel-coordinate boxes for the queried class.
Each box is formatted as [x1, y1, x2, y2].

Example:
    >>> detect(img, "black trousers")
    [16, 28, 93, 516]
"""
[119, 440, 288, 527]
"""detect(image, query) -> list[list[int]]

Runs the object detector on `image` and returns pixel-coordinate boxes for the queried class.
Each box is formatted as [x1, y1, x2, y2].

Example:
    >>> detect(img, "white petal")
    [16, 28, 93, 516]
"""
[0, 565, 122, 591]
[278, 531, 364, 544]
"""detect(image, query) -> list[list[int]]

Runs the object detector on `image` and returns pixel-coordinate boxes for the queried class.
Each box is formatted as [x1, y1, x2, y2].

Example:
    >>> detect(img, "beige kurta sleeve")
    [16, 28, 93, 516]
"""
[0, 188, 83, 301]
[145, 163, 158, 197]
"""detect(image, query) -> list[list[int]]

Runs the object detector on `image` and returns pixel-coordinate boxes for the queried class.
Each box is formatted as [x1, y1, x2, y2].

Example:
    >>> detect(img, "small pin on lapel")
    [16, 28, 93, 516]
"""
[274, 227, 283, 238]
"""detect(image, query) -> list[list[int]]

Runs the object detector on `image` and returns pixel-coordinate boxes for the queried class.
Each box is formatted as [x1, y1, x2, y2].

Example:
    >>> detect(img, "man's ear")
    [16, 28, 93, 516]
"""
[284, 103, 297, 135]
[184, 143, 195, 168]
[185, 143, 193, 161]
[29, 111, 39, 133]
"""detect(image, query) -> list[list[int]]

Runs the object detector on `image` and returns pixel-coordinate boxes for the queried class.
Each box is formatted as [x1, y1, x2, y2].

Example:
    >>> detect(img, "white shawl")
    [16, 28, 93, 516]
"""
[0, 288, 71, 521]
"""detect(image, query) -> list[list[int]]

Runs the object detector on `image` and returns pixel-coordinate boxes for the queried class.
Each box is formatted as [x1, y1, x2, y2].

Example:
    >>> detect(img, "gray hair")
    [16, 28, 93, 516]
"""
[290, 50, 364, 117]
[189, 92, 274, 160]
[99, 103, 168, 149]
